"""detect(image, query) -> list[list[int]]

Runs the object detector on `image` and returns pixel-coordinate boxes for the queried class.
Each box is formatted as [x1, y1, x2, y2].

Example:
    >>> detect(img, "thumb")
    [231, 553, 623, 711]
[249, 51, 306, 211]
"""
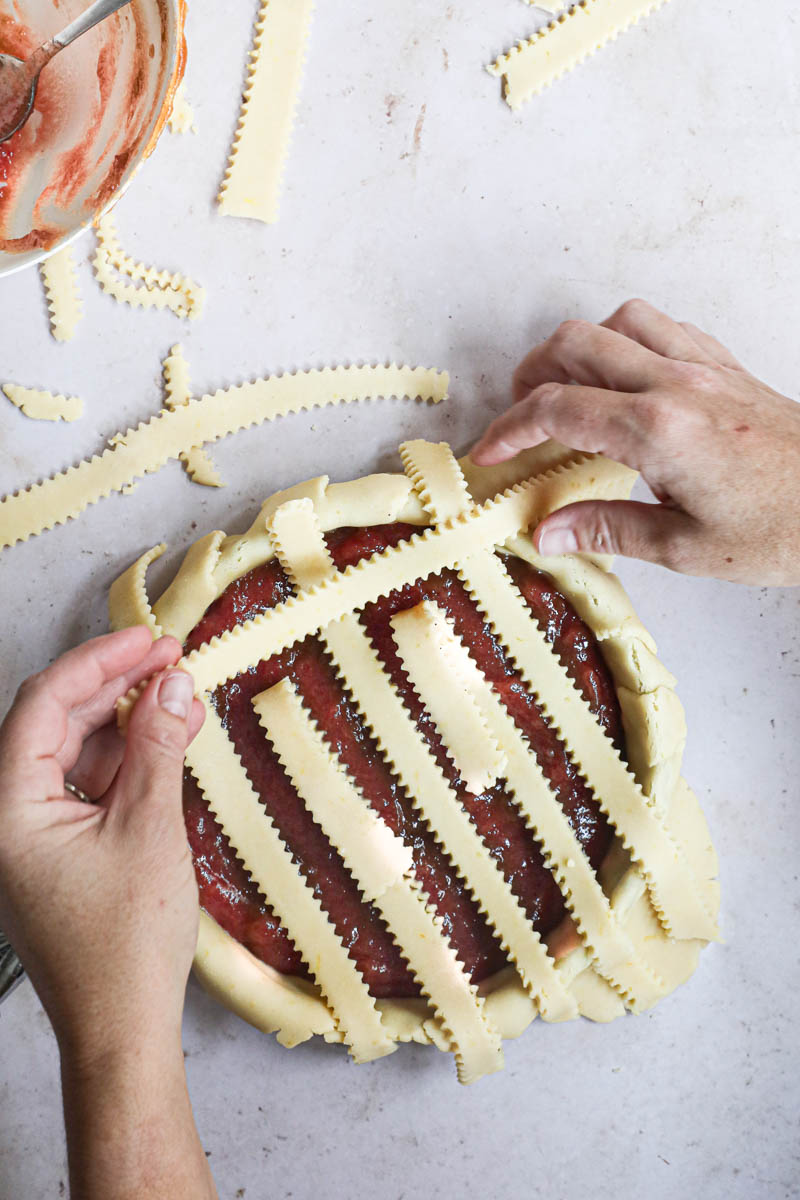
[533, 499, 698, 572]
[112, 670, 195, 816]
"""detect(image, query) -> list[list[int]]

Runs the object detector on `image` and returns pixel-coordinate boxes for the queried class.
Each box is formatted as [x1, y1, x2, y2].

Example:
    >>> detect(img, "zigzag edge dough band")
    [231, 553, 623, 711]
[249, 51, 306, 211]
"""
[39, 247, 83, 343]
[94, 214, 205, 320]
[217, 0, 313, 224]
[488, 0, 672, 110]
[109, 441, 719, 1081]
[0, 362, 448, 549]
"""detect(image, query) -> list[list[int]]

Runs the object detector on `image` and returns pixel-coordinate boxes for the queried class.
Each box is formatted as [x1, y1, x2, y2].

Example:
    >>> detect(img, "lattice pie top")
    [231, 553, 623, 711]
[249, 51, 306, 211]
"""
[111, 440, 719, 1084]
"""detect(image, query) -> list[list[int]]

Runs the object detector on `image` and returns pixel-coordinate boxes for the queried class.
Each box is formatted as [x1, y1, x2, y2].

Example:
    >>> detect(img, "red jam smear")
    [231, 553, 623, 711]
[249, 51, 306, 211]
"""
[183, 523, 625, 999]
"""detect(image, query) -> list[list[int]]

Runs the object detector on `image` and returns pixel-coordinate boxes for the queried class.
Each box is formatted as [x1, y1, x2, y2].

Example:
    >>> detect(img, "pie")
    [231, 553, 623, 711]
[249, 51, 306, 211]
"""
[111, 439, 719, 1083]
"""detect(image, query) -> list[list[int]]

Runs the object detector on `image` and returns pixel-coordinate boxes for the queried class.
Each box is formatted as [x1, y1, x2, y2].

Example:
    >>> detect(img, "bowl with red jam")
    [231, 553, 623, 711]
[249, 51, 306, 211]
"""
[0, 0, 185, 276]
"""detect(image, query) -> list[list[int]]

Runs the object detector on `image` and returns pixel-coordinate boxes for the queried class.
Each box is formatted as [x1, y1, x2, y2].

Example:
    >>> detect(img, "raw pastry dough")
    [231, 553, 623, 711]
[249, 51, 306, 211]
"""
[94, 214, 205, 320]
[0, 359, 448, 549]
[168, 81, 196, 134]
[489, 0, 672, 109]
[110, 442, 719, 1082]
[163, 345, 223, 487]
[2, 385, 83, 423]
[39, 248, 83, 343]
[218, 0, 313, 223]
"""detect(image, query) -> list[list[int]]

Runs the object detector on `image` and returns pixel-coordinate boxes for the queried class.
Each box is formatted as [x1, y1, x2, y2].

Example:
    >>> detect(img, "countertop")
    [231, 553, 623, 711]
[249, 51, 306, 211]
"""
[1, 1, 799, 1197]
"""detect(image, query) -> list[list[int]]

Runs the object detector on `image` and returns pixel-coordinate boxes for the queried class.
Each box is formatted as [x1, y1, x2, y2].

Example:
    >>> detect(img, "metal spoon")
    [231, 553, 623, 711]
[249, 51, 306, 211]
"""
[0, 0, 134, 144]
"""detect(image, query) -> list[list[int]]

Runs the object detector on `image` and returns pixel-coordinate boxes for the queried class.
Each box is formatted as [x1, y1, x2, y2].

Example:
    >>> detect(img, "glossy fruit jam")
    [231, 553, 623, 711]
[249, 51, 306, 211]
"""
[183, 522, 624, 999]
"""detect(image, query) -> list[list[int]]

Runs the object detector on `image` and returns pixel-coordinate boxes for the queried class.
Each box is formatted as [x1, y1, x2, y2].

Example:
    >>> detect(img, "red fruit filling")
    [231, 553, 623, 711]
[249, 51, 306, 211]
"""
[183, 522, 624, 998]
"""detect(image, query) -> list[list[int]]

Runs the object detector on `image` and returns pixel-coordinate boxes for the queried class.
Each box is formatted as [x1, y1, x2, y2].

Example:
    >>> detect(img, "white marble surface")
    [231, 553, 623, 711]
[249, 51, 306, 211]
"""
[1, 1, 800, 1197]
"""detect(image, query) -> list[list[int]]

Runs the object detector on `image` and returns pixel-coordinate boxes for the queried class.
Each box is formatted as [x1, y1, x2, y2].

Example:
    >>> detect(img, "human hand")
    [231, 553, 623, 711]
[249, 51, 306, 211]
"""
[471, 299, 800, 585]
[0, 627, 204, 1066]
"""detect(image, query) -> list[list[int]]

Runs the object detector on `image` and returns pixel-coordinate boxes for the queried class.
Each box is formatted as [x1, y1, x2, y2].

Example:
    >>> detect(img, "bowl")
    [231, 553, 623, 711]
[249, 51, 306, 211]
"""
[0, 0, 185, 278]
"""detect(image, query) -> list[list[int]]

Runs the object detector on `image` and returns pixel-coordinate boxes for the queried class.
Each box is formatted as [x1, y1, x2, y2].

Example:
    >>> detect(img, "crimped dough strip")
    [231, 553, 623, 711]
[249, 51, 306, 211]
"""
[0, 363, 448, 550]
[218, 0, 313, 223]
[40, 247, 83, 343]
[390, 603, 507, 795]
[488, 0, 672, 110]
[94, 215, 205, 320]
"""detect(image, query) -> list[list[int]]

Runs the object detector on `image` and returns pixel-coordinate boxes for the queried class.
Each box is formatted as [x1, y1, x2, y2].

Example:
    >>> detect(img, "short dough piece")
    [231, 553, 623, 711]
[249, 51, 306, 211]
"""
[40, 247, 83, 343]
[3, 385, 82, 423]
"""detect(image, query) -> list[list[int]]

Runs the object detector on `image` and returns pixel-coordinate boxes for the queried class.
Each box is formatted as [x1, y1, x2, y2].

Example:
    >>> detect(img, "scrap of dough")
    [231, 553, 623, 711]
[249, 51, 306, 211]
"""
[3, 384, 83, 423]
[93, 214, 205, 321]
[168, 81, 196, 134]
[163, 344, 224, 487]
[39, 247, 83, 343]
[488, 0, 671, 110]
[218, 0, 313, 224]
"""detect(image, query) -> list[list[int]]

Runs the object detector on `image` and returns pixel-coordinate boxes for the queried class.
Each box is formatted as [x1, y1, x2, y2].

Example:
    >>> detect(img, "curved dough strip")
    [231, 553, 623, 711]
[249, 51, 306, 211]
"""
[94, 215, 205, 320]
[108, 543, 166, 634]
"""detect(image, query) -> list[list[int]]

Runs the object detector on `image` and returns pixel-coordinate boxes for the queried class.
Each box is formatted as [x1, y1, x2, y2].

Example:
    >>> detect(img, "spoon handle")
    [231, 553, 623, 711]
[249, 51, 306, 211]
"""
[52, 0, 134, 53]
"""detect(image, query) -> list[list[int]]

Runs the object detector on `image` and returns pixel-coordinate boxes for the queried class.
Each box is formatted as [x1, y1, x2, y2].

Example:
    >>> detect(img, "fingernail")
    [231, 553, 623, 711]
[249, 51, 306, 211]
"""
[158, 672, 193, 719]
[538, 527, 579, 557]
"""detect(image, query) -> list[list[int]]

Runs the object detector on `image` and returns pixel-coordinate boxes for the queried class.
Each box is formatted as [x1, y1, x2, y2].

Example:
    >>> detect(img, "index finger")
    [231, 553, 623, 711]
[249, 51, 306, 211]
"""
[471, 382, 643, 468]
[511, 319, 668, 404]
[0, 628, 159, 761]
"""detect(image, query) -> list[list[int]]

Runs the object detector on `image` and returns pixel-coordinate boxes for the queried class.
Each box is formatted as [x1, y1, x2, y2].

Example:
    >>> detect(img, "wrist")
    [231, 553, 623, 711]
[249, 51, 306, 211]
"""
[58, 1013, 185, 1084]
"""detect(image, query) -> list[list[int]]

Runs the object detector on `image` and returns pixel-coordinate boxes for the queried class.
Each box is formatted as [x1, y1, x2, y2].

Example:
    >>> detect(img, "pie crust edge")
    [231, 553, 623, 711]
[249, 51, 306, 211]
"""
[109, 440, 719, 1053]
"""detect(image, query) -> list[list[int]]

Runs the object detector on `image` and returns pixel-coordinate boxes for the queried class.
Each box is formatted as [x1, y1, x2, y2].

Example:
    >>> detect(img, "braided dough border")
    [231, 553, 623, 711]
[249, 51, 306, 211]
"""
[109, 443, 718, 1064]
